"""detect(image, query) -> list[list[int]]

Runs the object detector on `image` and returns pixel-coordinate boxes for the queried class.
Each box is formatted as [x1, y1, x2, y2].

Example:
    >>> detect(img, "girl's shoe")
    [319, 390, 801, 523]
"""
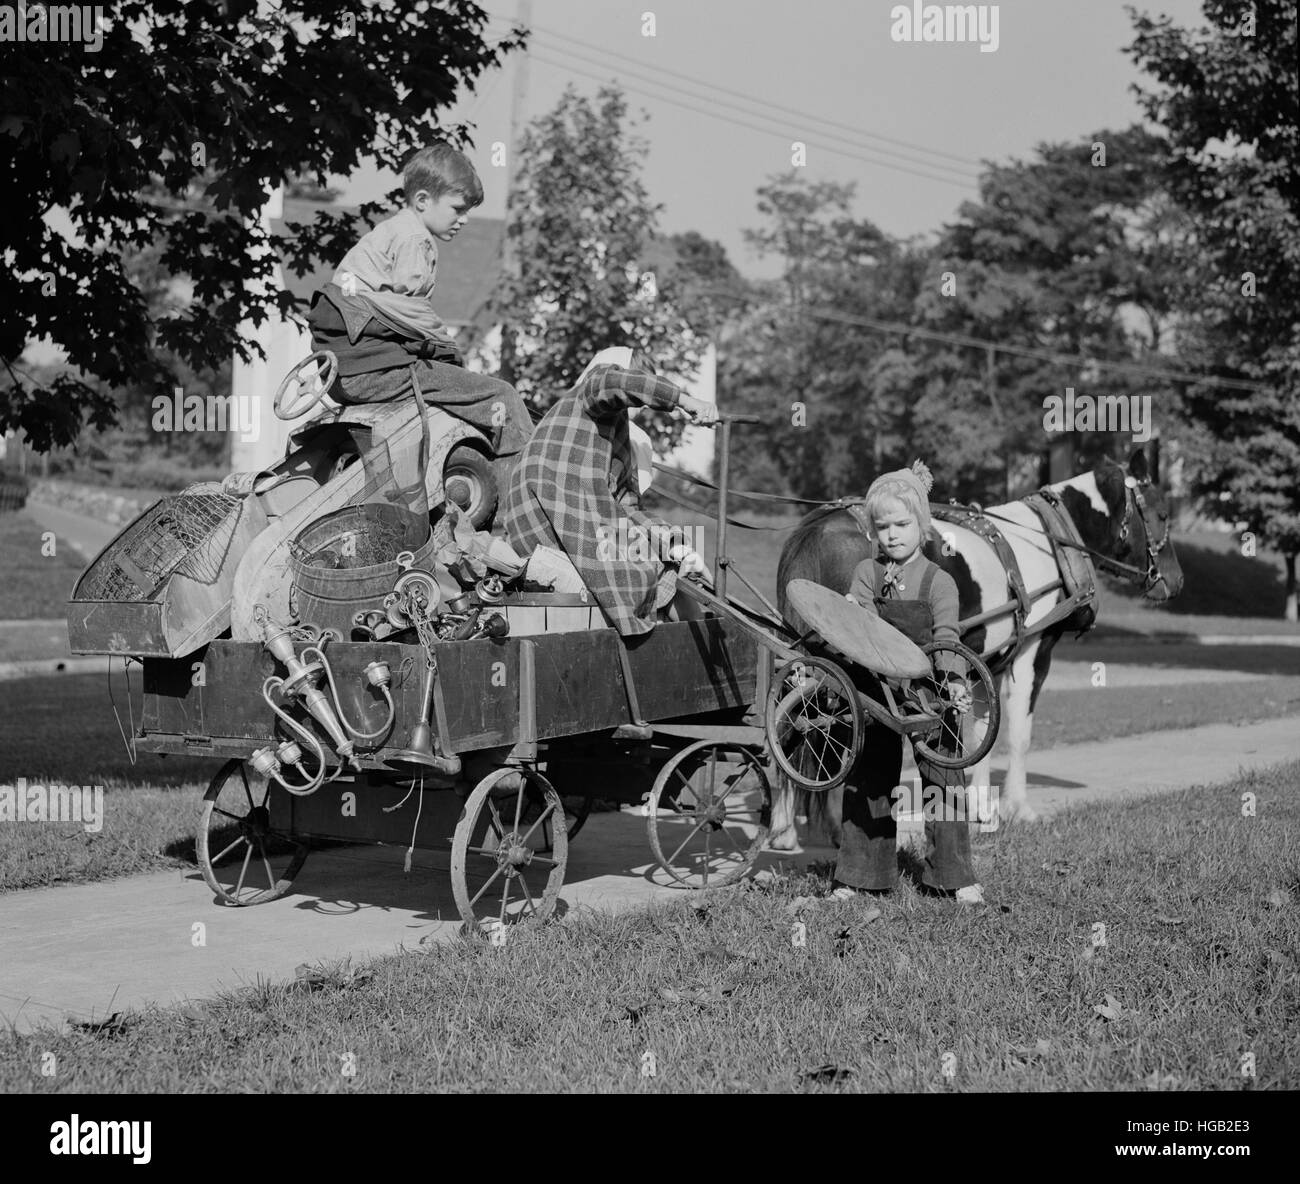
[955, 883, 985, 905]
[829, 883, 891, 901]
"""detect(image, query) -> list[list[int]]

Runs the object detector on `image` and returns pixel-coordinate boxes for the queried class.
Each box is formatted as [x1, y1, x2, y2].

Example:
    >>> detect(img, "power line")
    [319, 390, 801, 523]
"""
[489, 14, 984, 172]
[530, 51, 977, 190]
[524, 31, 982, 182]
[705, 290, 1273, 393]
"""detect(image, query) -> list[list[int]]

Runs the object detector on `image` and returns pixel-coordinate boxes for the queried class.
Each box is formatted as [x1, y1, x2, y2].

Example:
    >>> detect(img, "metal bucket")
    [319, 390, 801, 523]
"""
[289, 503, 435, 634]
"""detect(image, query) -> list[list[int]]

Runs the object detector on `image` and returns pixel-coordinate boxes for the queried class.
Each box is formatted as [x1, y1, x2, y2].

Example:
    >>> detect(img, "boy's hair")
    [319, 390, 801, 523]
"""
[863, 478, 932, 534]
[402, 142, 484, 206]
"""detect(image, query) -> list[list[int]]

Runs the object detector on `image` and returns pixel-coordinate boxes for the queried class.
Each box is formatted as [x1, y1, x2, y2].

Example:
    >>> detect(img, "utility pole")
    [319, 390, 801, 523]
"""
[985, 345, 1009, 501]
[499, 0, 531, 384]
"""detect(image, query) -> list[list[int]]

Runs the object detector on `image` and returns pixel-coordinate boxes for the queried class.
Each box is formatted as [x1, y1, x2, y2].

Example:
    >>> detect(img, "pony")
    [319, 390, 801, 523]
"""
[767, 448, 1183, 846]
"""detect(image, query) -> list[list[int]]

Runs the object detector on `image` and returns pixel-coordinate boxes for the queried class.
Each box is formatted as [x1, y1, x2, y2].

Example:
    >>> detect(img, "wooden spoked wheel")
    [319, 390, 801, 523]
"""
[273, 350, 338, 421]
[765, 655, 863, 791]
[197, 759, 311, 906]
[906, 641, 1000, 770]
[646, 741, 771, 889]
[450, 768, 568, 930]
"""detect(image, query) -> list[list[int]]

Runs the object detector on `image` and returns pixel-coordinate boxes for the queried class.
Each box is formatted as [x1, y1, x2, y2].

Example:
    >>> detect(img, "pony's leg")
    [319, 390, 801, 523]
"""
[805, 783, 844, 848]
[767, 773, 801, 851]
[827, 784, 844, 847]
[967, 690, 999, 832]
[999, 643, 1040, 822]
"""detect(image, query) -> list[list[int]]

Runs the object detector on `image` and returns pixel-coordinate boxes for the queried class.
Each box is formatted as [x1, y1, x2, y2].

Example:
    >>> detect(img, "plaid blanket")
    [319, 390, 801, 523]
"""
[501, 365, 685, 636]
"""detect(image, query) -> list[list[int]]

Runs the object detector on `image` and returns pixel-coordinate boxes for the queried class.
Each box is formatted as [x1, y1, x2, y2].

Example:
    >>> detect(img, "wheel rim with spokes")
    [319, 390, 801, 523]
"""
[765, 656, 863, 790]
[909, 641, 1000, 770]
[450, 768, 568, 930]
[196, 759, 311, 906]
[646, 741, 771, 888]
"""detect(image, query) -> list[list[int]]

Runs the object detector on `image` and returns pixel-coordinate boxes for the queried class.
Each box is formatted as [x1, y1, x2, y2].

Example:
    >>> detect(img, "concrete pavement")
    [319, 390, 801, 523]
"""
[19, 501, 119, 564]
[0, 811, 830, 1035]
[1, 716, 1296, 1035]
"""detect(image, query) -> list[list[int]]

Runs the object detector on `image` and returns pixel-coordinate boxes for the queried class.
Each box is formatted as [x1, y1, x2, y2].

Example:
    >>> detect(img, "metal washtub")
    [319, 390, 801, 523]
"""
[289, 503, 435, 634]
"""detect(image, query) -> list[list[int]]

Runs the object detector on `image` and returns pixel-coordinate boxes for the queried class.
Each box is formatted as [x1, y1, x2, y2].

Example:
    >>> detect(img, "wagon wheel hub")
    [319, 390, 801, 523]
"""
[241, 805, 272, 842]
[697, 799, 728, 829]
[445, 475, 474, 508]
[496, 833, 533, 871]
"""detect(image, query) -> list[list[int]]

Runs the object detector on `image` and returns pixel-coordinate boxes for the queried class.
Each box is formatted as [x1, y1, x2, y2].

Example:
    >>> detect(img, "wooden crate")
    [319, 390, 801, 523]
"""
[500, 592, 604, 636]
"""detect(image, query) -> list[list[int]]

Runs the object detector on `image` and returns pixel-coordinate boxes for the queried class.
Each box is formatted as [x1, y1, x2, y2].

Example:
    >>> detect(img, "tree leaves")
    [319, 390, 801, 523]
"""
[487, 84, 703, 427]
[1127, 0, 1300, 560]
[0, 1, 524, 449]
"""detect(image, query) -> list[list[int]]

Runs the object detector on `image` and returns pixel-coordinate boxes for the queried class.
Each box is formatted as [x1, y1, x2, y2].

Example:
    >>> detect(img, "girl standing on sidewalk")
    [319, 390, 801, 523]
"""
[833, 460, 984, 905]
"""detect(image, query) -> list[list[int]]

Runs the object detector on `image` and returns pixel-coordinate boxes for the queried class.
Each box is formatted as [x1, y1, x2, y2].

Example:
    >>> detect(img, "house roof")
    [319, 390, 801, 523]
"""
[272, 197, 505, 330]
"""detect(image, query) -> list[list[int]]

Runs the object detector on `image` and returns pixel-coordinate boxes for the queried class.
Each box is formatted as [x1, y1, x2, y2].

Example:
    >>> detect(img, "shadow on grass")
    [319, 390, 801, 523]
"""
[0, 672, 220, 785]
[1103, 537, 1289, 617]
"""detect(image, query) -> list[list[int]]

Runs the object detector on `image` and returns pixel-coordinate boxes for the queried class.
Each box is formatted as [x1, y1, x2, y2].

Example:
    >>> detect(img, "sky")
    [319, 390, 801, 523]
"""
[334, 0, 1213, 278]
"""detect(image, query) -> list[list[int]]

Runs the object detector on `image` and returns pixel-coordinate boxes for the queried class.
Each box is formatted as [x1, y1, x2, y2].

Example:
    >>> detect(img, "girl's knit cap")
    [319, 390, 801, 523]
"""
[865, 460, 935, 532]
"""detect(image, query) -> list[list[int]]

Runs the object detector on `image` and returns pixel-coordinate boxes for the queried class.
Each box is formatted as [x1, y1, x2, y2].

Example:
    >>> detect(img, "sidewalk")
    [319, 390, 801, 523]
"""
[21, 500, 119, 563]
[1, 717, 1295, 1035]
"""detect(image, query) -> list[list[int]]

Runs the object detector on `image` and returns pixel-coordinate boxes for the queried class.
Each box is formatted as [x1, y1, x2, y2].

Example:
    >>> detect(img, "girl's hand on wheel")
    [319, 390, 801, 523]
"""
[948, 682, 973, 713]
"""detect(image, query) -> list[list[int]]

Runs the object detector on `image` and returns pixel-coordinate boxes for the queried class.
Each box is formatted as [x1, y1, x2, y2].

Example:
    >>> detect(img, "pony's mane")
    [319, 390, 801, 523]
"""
[795, 502, 853, 531]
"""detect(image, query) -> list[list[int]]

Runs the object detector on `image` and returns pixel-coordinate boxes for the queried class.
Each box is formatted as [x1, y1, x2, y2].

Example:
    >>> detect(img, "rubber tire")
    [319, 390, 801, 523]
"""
[443, 444, 498, 529]
[910, 641, 1000, 770]
[765, 655, 864, 792]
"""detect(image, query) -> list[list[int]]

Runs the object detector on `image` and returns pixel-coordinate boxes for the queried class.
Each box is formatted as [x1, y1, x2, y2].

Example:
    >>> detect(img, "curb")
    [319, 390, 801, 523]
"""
[0, 657, 115, 682]
[1085, 632, 1300, 647]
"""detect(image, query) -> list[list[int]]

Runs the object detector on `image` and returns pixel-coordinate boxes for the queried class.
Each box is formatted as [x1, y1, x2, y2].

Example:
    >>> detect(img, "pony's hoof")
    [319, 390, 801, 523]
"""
[766, 829, 799, 852]
[1001, 802, 1039, 825]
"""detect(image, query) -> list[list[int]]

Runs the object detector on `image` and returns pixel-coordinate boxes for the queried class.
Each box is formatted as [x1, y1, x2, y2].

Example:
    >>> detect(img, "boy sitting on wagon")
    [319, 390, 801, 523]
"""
[306, 142, 534, 483]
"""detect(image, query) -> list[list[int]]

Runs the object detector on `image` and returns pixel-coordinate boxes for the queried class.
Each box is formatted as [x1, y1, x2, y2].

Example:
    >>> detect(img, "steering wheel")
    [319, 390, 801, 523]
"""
[273, 351, 339, 421]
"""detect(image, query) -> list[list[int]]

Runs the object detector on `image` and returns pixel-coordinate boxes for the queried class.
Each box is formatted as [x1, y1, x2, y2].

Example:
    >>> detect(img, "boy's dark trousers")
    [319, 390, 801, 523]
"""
[833, 671, 976, 893]
[338, 362, 533, 459]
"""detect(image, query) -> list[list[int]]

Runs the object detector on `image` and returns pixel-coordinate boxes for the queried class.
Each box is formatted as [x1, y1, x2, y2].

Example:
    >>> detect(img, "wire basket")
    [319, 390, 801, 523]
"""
[77, 485, 244, 601]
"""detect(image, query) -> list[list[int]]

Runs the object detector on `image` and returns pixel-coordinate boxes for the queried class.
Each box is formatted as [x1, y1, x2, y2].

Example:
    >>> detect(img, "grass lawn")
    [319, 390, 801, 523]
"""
[0, 511, 87, 619]
[2, 762, 1296, 1092]
[0, 671, 220, 892]
[1013, 677, 1300, 752]
[1100, 532, 1294, 622]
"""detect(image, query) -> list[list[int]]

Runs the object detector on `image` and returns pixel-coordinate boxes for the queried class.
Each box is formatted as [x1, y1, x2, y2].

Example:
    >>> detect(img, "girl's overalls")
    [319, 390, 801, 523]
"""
[833, 559, 977, 892]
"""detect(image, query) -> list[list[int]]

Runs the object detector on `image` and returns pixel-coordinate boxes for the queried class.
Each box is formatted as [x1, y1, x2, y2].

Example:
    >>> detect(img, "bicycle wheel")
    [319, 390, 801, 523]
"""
[908, 641, 999, 770]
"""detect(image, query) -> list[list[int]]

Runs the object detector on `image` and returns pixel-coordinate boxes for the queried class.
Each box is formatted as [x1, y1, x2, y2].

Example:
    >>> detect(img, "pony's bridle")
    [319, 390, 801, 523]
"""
[1097, 476, 1171, 593]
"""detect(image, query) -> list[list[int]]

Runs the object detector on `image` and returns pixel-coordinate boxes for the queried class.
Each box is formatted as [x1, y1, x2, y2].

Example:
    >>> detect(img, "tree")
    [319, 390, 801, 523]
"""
[661, 230, 747, 339]
[1127, 0, 1300, 618]
[489, 84, 703, 451]
[0, 0, 522, 452]
[918, 126, 1191, 499]
[724, 173, 928, 499]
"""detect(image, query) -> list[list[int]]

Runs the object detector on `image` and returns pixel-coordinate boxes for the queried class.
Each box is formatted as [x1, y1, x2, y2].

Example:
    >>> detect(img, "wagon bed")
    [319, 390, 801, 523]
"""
[138, 616, 761, 764]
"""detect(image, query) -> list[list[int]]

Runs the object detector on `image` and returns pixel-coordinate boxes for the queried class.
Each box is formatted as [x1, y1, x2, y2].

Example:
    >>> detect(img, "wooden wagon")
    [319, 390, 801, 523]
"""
[136, 605, 779, 927]
[75, 385, 997, 931]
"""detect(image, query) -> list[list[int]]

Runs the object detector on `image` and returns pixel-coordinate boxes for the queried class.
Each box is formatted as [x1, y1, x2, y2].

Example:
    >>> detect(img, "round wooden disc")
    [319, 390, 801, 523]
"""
[785, 578, 931, 679]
